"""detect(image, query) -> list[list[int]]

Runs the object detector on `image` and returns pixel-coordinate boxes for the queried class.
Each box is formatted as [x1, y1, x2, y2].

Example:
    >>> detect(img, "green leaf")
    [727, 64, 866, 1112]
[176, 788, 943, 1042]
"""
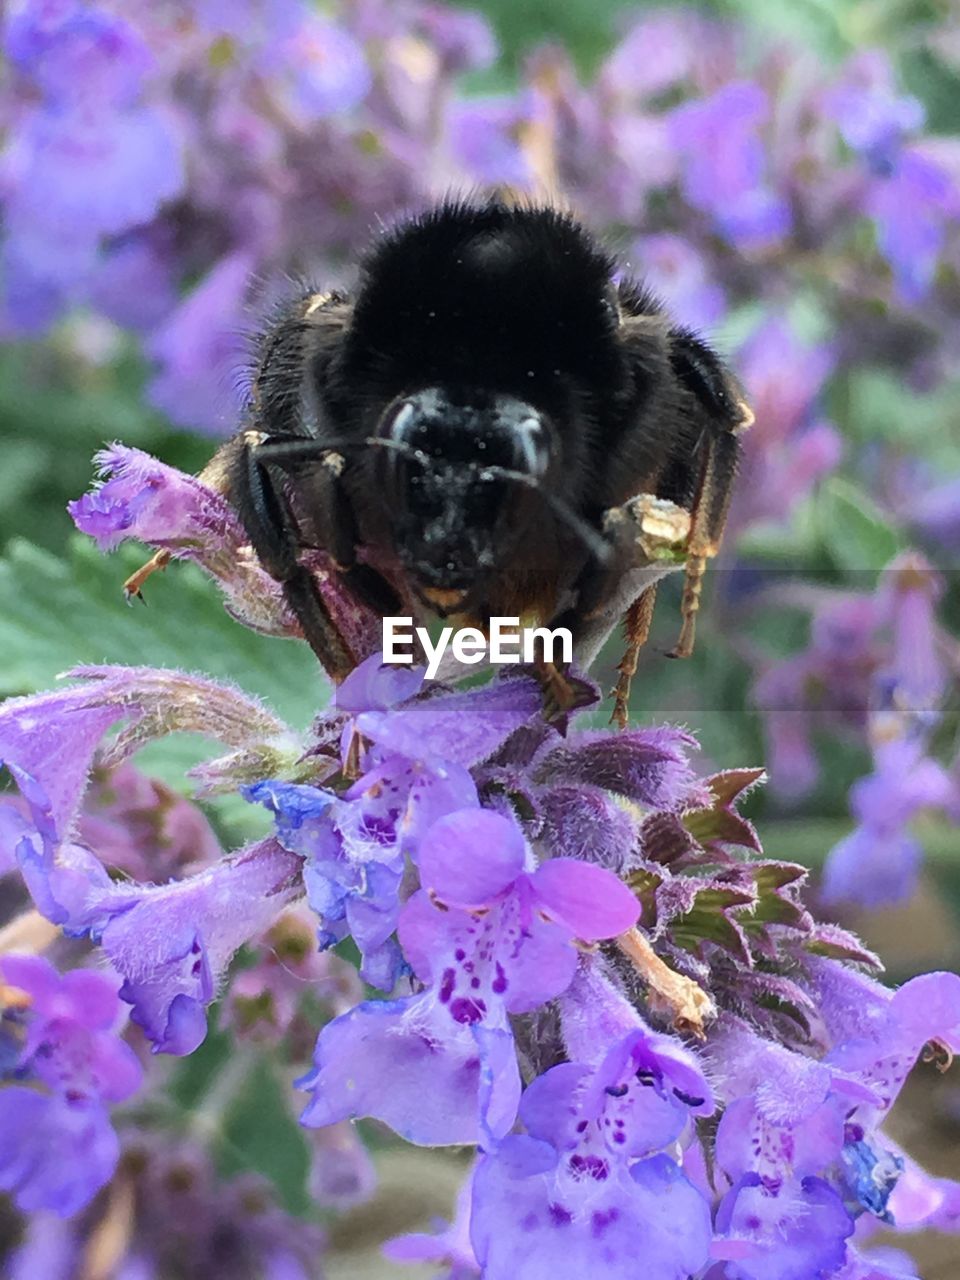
[0, 536, 326, 815]
[817, 477, 901, 575]
[0, 534, 323, 714]
[670, 885, 756, 960]
[217, 1056, 312, 1215]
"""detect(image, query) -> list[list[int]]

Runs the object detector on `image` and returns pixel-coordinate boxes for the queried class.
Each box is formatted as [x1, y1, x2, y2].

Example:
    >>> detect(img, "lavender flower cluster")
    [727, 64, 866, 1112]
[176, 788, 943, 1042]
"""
[4, 0, 960, 906]
[0, 442, 957, 1278]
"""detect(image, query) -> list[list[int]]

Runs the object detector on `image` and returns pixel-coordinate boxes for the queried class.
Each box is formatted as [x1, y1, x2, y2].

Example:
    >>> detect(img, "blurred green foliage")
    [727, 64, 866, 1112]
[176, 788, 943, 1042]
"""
[457, 0, 960, 84]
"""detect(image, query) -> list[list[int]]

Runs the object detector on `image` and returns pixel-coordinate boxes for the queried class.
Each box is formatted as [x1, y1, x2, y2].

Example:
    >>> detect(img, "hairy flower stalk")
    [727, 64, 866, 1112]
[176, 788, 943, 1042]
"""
[0, 448, 954, 1278]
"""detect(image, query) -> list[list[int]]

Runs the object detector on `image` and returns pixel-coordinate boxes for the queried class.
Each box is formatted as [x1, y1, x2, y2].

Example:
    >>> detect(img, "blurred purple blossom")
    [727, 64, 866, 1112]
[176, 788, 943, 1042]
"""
[0, 955, 142, 1216]
[633, 234, 727, 333]
[670, 82, 792, 248]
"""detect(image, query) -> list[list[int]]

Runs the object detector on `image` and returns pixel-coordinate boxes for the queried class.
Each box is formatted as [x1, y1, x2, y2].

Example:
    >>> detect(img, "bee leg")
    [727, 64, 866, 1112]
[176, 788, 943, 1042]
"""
[669, 554, 706, 660]
[534, 660, 575, 722]
[233, 434, 358, 681]
[610, 584, 658, 729]
[668, 422, 742, 660]
[122, 549, 172, 602]
[253, 437, 402, 618]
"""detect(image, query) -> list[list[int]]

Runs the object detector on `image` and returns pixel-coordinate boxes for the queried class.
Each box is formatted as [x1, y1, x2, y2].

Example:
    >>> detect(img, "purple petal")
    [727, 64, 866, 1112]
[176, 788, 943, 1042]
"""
[825, 971, 960, 1126]
[299, 993, 518, 1146]
[148, 253, 253, 434]
[418, 809, 526, 908]
[356, 679, 540, 768]
[529, 858, 639, 941]
[0, 687, 122, 844]
[517, 1063, 589, 1149]
[472, 1147, 711, 1280]
[8, 104, 184, 243]
[69, 443, 246, 553]
[821, 825, 922, 908]
[714, 1174, 854, 1280]
[0, 1091, 119, 1218]
[94, 839, 302, 1054]
[17, 837, 114, 932]
[335, 653, 425, 714]
[7, 7, 154, 109]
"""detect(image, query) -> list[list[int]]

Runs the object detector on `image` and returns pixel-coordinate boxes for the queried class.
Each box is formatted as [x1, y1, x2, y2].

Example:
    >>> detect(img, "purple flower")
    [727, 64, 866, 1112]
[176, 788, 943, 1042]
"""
[471, 1023, 713, 1280]
[405, 810, 640, 1015]
[822, 737, 956, 908]
[298, 993, 521, 1146]
[147, 252, 253, 434]
[825, 51, 925, 165]
[252, 673, 541, 988]
[414, 6, 497, 75]
[0, 684, 122, 856]
[740, 320, 835, 441]
[334, 651, 426, 715]
[0, 666, 299, 931]
[69, 444, 298, 634]
[264, 16, 371, 121]
[448, 96, 539, 187]
[299, 810, 638, 1145]
[355, 675, 542, 771]
[731, 318, 841, 533]
[602, 11, 707, 102]
[306, 1117, 377, 1212]
[246, 778, 408, 988]
[87, 232, 178, 332]
[670, 82, 791, 247]
[69, 443, 254, 555]
[820, 966, 960, 1122]
[868, 148, 957, 302]
[632, 234, 727, 332]
[876, 554, 946, 724]
[70, 446, 386, 656]
[713, 1174, 854, 1280]
[1, 955, 142, 1101]
[246, 660, 503, 980]
[90, 838, 303, 1054]
[536, 726, 703, 811]
[0, 1089, 124, 1219]
[824, 48, 956, 300]
[6, 104, 184, 243]
[6, 5, 155, 110]
[0, 955, 142, 1216]
[1, 4, 185, 332]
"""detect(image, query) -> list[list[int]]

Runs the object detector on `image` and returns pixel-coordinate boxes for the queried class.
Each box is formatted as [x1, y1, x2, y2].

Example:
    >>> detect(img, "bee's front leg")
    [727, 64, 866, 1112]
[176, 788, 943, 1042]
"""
[230, 432, 359, 680]
[610, 584, 658, 730]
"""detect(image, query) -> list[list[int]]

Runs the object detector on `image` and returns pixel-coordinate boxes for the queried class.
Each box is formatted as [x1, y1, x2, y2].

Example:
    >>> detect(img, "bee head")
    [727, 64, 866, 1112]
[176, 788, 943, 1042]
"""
[375, 388, 556, 593]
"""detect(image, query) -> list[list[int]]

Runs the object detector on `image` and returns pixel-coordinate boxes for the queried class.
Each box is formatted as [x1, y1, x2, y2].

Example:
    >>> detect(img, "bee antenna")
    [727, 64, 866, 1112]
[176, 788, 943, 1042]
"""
[253, 436, 610, 564]
[476, 464, 612, 565]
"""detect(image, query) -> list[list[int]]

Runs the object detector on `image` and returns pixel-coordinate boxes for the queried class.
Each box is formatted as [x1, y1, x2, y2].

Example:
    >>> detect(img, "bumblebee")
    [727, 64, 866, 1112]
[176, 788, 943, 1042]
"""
[184, 197, 752, 723]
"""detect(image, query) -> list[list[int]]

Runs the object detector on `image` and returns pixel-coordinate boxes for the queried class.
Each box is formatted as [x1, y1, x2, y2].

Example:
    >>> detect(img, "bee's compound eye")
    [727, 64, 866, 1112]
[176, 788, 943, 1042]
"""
[379, 398, 417, 446]
[514, 415, 550, 477]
